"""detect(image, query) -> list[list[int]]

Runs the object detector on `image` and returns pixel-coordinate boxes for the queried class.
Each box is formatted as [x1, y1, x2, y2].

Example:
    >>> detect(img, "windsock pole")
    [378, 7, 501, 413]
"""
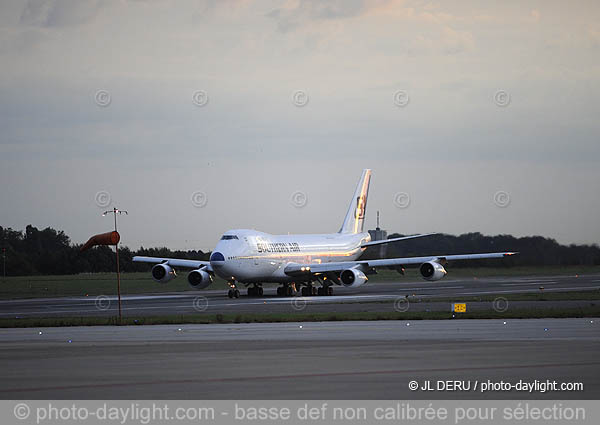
[115, 238, 122, 323]
[103, 207, 128, 324]
[80, 228, 123, 323]
[110, 208, 122, 323]
[87, 207, 128, 324]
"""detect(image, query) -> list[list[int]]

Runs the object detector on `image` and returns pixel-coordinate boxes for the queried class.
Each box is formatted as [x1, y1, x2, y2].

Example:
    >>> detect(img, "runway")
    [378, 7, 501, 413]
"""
[1, 273, 599, 318]
[0, 319, 598, 399]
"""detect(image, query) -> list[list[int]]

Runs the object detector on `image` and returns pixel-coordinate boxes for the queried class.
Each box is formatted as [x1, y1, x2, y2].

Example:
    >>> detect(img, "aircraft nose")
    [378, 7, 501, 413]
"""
[210, 251, 225, 265]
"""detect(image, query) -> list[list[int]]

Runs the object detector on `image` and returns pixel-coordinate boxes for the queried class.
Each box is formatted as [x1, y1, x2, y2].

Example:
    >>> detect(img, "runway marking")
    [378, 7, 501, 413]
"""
[446, 286, 600, 297]
[0, 294, 193, 305]
[483, 278, 564, 284]
[395, 286, 465, 291]
[500, 281, 558, 286]
[2, 286, 599, 316]
[0, 294, 411, 316]
[2, 361, 599, 394]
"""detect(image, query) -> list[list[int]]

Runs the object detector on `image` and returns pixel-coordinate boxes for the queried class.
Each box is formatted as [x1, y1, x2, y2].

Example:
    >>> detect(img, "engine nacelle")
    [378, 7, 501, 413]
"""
[151, 263, 176, 283]
[419, 261, 447, 281]
[187, 269, 213, 289]
[340, 268, 368, 288]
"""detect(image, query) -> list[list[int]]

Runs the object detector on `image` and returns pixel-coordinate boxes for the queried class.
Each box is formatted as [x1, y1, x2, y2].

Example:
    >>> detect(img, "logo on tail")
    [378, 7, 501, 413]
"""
[339, 169, 371, 234]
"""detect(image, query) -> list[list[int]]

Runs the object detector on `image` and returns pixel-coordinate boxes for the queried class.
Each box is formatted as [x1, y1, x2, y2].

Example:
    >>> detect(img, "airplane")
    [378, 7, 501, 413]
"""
[133, 169, 516, 298]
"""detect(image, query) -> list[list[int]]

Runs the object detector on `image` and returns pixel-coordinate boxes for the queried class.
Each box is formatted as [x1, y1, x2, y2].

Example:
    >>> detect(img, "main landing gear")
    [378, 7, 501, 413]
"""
[228, 281, 333, 298]
[317, 286, 334, 296]
[276, 283, 295, 297]
[300, 283, 334, 296]
[300, 285, 316, 296]
[247, 284, 264, 297]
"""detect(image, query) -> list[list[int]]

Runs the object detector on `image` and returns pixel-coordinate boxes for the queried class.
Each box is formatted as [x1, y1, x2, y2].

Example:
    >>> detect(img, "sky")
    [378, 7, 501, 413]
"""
[0, 0, 599, 251]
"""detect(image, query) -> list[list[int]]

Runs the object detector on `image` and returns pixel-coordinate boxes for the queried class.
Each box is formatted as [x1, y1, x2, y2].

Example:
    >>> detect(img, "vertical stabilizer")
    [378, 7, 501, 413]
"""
[339, 169, 371, 234]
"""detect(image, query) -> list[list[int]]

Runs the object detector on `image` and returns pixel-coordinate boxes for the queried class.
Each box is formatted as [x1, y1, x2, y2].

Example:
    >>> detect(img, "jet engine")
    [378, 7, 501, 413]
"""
[419, 261, 447, 281]
[340, 268, 368, 287]
[187, 269, 213, 289]
[151, 263, 176, 283]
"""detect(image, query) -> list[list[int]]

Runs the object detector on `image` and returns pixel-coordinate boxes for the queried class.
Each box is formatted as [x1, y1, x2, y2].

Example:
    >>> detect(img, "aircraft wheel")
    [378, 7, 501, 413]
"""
[227, 290, 233, 298]
[327, 286, 334, 296]
[317, 287, 324, 296]
[276, 287, 282, 296]
[233, 289, 240, 298]
[258, 287, 264, 296]
[286, 286, 293, 296]
[311, 286, 317, 296]
[301, 287, 308, 296]
[247, 287, 254, 297]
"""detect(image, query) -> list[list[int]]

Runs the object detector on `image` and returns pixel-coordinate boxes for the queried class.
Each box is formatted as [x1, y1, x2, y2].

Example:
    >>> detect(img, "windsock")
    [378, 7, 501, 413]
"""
[80, 231, 120, 252]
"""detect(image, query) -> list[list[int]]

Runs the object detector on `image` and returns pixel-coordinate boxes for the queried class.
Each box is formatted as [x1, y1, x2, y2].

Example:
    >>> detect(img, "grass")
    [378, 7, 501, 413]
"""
[0, 272, 234, 299]
[1, 306, 599, 328]
[369, 265, 600, 281]
[425, 290, 600, 303]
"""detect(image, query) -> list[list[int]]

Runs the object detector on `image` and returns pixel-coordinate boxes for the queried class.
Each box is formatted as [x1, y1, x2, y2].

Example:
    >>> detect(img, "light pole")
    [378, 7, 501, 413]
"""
[102, 207, 128, 323]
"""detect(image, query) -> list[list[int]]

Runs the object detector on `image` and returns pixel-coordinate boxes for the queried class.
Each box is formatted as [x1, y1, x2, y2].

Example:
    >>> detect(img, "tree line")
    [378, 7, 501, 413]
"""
[378, 232, 600, 267]
[0, 225, 598, 277]
[0, 225, 209, 276]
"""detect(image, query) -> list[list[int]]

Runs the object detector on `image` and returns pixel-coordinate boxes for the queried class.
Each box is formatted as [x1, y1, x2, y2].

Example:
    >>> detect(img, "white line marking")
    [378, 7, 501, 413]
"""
[396, 286, 465, 291]
[446, 286, 600, 297]
[3, 286, 599, 317]
[501, 281, 558, 286]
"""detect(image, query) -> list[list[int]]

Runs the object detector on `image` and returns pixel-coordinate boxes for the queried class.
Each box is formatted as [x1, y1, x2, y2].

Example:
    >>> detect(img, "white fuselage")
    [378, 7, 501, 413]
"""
[210, 229, 370, 283]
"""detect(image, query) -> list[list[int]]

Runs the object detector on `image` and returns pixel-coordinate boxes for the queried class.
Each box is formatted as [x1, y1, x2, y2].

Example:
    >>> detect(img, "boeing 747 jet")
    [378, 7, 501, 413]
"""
[134, 170, 515, 298]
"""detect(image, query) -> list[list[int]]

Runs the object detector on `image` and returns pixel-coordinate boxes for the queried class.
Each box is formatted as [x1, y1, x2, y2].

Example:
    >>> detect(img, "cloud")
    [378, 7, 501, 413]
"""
[266, 0, 402, 32]
[20, 0, 103, 27]
[402, 26, 474, 56]
[440, 26, 474, 54]
[588, 25, 600, 47]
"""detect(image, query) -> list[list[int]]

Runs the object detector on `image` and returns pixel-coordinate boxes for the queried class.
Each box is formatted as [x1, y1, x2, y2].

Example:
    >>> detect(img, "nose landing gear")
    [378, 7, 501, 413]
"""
[227, 281, 240, 298]
[227, 289, 240, 298]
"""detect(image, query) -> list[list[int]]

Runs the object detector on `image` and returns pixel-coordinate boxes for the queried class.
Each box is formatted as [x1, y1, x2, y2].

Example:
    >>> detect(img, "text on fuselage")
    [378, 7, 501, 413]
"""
[257, 242, 301, 253]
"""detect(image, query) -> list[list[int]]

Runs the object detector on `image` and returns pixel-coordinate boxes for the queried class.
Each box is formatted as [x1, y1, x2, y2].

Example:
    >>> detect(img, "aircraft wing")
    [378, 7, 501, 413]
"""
[133, 256, 211, 270]
[360, 232, 438, 248]
[284, 252, 517, 276]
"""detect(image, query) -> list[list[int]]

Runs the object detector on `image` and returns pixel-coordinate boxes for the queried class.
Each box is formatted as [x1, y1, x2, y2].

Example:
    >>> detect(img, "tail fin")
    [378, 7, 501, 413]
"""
[339, 169, 371, 234]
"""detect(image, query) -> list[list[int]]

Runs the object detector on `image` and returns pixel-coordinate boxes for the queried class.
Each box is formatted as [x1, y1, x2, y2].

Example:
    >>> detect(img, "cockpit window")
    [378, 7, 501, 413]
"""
[220, 235, 239, 240]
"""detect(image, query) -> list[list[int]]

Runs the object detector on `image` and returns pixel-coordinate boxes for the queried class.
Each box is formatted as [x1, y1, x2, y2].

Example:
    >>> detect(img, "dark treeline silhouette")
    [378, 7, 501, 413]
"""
[0, 225, 208, 276]
[378, 233, 600, 267]
[0, 225, 598, 277]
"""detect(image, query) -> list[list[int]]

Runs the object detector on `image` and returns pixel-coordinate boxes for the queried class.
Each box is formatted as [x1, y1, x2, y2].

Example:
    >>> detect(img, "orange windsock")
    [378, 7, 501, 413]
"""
[80, 231, 120, 252]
